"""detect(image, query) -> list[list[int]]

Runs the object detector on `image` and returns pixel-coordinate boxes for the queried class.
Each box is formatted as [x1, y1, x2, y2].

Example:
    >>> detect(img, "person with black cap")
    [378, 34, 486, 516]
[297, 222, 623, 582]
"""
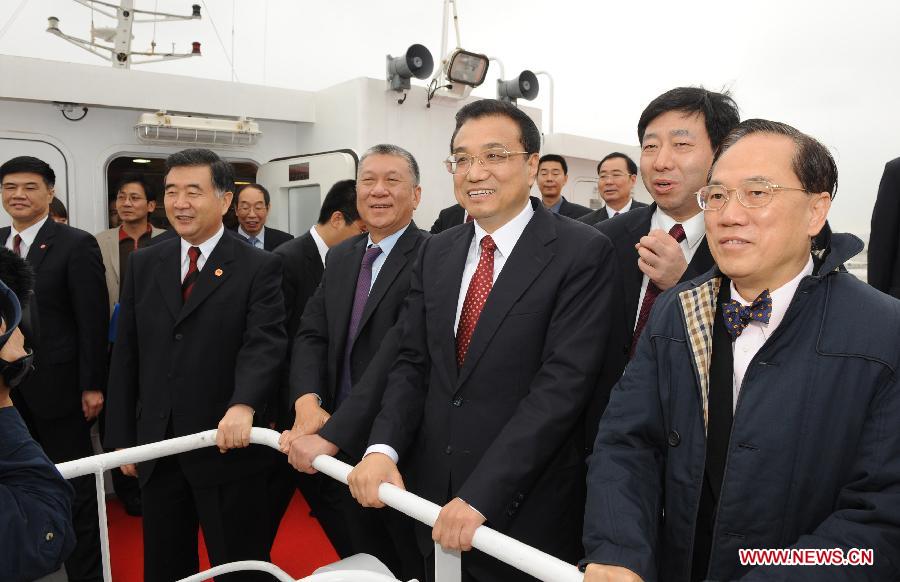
[0, 247, 76, 581]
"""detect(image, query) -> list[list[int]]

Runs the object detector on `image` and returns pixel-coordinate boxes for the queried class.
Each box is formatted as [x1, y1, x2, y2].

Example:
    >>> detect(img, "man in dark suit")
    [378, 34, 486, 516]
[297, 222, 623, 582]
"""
[1, 156, 108, 582]
[598, 87, 739, 367]
[105, 148, 286, 582]
[537, 153, 592, 219]
[348, 100, 618, 582]
[280, 145, 428, 579]
[264, 178, 363, 548]
[867, 156, 900, 298]
[577, 152, 649, 225]
[234, 183, 293, 250]
[430, 203, 468, 233]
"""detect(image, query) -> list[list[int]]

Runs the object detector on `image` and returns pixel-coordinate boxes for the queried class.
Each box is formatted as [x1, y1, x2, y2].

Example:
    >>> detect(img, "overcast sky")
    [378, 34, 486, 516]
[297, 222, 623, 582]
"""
[2, 0, 899, 239]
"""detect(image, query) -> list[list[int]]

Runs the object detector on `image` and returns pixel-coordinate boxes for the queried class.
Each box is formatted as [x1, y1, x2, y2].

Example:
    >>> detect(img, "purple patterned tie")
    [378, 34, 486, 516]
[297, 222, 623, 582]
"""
[336, 245, 383, 407]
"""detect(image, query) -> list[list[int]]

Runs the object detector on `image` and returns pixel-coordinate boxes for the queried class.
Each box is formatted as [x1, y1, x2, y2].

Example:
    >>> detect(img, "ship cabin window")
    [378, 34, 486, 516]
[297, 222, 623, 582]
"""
[106, 156, 258, 230]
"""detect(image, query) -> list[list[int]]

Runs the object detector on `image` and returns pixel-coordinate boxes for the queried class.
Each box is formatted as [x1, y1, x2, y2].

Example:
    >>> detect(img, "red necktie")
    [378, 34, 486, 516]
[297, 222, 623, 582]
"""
[181, 246, 201, 303]
[456, 235, 496, 367]
[465, 213, 475, 223]
[629, 223, 686, 358]
[12, 234, 22, 257]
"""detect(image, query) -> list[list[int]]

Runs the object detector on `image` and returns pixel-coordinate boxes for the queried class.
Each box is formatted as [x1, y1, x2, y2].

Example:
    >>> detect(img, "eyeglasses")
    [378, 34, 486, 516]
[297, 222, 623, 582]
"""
[697, 179, 809, 211]
[444, 147, 529, 176]
[598, 171, 632, 181]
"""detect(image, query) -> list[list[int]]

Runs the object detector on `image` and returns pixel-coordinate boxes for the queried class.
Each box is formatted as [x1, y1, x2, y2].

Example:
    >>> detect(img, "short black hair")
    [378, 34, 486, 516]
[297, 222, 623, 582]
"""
[538, 154, 568, 175]
[637, 87, 740, 152]
[235, 183, 271, 207]
[49, 197, 68, 220]
[712, 118, 838, 199]
[597, 152, 637, 175]
[164, 148, 234, 196]
[318, 179, 360, 225]
[116, 173, 156, 202]
[0, 156, 56, 188]
[451, 99, 541, 155]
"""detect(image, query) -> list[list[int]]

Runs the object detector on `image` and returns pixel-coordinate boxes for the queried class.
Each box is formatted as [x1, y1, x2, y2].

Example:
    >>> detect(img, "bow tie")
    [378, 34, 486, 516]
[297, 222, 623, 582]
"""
[721, 289, 772, 340]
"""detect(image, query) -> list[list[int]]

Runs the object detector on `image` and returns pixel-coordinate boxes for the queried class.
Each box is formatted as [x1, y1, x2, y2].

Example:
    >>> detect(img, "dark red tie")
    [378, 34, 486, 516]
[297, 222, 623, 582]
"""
[181, 246, 201, 303]
[456, 235, 496, 367]
[465, 213, 475, 223]
[629, 223, 686, 358]
[12, 234, 22, 257]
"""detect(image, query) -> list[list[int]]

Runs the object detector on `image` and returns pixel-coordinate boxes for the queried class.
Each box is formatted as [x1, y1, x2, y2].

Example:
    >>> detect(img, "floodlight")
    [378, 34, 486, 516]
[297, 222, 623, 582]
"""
[446, 49, 489, 87]
[497, 70, 539, 105]
[386, 44, 434, 92]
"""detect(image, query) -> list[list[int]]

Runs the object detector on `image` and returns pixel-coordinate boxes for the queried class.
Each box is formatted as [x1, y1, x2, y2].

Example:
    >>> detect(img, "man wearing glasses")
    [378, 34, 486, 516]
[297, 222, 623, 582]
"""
[582, 119, 900, 581]
[578, 152, 648, 225]
[348, 99, 618, 581]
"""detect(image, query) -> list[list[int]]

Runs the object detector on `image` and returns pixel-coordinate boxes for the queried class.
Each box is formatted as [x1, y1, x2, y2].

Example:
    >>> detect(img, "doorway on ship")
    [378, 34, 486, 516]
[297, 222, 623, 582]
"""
[106, 156, 258, 230]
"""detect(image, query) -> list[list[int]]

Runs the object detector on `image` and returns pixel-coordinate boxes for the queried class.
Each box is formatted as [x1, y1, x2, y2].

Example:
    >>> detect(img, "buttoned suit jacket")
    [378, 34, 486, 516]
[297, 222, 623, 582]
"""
[576, 199, 649, 226]
[104, 233, 287, 487]
[430, 204, 465, 234]
[868, 157, 900, 298]
[1, 220, 109, 420]
[290, 223, 428, 460]
[367, 198, 618, 566]
[94, 225, 165, 315]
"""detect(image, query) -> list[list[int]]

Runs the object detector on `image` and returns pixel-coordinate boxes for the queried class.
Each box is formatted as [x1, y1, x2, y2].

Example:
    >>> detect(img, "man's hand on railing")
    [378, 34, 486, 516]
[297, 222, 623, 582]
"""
[215, 404, 254, 453]
[432, 497, 486, 552]
[286, 433, 338, 474]
[114, 448, 138, 477]
[347, 452, 405, 508]
[583, 563, 644, 582]
[293, 393, 331, 436]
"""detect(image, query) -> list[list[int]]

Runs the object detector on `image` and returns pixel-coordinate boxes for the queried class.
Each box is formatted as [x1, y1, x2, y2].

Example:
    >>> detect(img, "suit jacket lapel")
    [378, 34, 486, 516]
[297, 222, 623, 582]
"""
[353, 223, 419, 342]
[330, 236, 367, 353]
[435, 224, 474, 385]
[302, 233, 324, 281]
[623, 204, 654, 329]
[176, 233, 234, 325]
[456, 205, 554, 388]
[154, 239, 182, 320]
[25, 219, 56, 272]
[685, 236, 714, 280]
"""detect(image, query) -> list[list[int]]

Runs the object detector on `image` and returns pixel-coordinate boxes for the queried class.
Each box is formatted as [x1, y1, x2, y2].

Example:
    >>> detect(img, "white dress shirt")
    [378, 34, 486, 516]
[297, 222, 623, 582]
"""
[730, 257, 814, 411]
[606, 197, 634, 216]
[368, 223, 410, 292]
[5, 214, 50, 257]
[633, 209, 706, 330]
[180, 225, 225, 282]
[310, 225, 329, 266]
[367, 201, 535, 465]
[238, 225, 265, 249]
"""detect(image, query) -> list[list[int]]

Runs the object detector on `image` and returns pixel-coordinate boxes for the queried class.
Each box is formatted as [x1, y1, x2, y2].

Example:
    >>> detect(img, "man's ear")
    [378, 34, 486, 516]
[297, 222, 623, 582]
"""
[807, 192, 831, 237]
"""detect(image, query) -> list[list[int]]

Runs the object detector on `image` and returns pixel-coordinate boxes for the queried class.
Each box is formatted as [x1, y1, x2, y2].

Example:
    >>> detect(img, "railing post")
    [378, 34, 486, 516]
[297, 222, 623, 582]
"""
[433, 543, 462, 582]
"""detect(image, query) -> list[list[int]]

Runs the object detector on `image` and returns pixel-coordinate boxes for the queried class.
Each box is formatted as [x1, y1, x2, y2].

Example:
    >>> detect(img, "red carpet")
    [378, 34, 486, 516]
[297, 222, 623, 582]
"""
[107, 491, 339, 580]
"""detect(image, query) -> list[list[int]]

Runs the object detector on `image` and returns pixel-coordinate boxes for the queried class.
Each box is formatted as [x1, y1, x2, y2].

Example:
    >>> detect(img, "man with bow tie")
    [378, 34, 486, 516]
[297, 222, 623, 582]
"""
[582, 119, 900, 581]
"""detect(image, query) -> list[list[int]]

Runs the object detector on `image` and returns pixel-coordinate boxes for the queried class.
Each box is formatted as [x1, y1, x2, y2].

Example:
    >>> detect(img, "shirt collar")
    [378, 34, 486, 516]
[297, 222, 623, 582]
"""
[654, 208, 705, 250]
[608, 198, 633, 214]
[238, 225, 264, 243]
[367, 222, 410, 257]
[730, 257, 814, 332]
[473, 199, 534, 258]
[547, 197, 563, 214]
[309, 225, 329, 266]
[181, 224, 225, 261]
[13, 214, 49, 246]
[118, 222, 153, 242]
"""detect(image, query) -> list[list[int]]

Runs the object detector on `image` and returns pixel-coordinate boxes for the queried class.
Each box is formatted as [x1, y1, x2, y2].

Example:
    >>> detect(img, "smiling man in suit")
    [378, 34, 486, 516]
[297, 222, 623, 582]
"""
[279, 145, 428, 579]
[234, 183, 293, 250]
[105, 148, 286, 582]
[347, 100, 618, 581]
[578, 152, 649, 225]
[0, 155, 108, 582]
[599, 88, 739, 368]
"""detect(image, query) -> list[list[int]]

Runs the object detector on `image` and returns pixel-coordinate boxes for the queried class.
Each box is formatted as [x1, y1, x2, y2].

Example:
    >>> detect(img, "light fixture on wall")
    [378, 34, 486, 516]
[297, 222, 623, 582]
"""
[135, 111, 261, 147]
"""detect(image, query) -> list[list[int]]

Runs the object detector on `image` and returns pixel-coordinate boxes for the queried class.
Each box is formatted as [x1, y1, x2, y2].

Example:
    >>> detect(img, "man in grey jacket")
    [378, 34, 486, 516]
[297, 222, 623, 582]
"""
[583, 119, 900, 581]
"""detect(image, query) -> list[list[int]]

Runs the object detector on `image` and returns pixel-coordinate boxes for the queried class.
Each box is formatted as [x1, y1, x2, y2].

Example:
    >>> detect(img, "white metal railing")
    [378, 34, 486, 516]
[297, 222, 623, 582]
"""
[55, 428, 584, 582]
